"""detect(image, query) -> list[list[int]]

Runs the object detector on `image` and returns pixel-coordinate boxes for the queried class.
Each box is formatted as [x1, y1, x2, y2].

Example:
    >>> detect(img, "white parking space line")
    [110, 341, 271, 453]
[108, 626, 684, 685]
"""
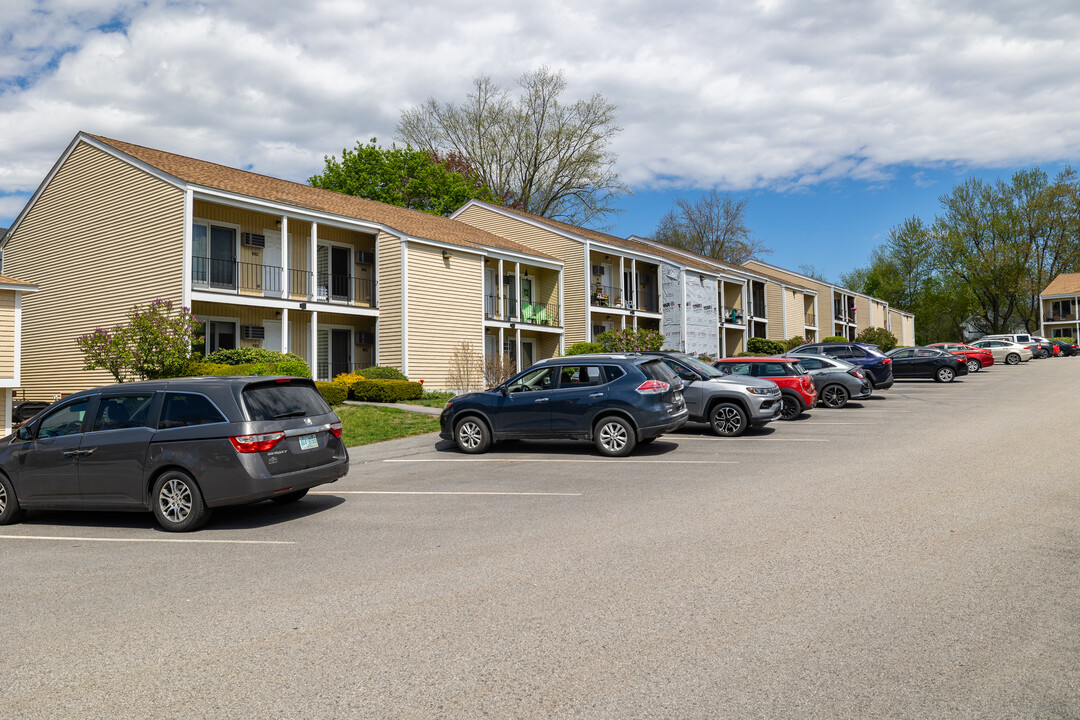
[0, 534, 295, 545]
[383, 458, 738, 464]
[803, 422, 880, 425]
[666, 437, 828, 443]
[313, 491, 583, 496]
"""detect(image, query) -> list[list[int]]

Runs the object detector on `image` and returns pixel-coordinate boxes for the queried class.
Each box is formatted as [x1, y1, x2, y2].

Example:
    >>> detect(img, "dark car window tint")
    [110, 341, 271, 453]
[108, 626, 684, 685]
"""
[638, 359, 678, 383]
[756, 363, 789, 377]
[718, 362, 751, 376]
[916, 349, 941, 357]
[799, 346, 822, 355]
[94, 395, 154, 431]
[244, 384, 331, 421]
[826, 346, 852, 358]
[661, 359, 698, 382]
[159, 393, 227, 429]
[602, 365, 625, 383]
[558, 365, 605, 387]
[891, 349, 914, 358]
[847, 346, 867, 358]
[798, 358, 824, 370]
[507, 367, 555, 393]
[37, 400, 90, 438]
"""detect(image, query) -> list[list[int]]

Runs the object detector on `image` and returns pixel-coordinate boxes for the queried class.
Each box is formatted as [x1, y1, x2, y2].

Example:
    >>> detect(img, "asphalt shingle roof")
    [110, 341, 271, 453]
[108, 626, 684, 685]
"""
[1042, 273, 1080, 296]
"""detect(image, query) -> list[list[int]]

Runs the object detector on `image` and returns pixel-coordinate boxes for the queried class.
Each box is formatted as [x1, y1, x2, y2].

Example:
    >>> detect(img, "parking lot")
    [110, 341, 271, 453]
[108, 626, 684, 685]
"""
[3, 358, 1079, 719]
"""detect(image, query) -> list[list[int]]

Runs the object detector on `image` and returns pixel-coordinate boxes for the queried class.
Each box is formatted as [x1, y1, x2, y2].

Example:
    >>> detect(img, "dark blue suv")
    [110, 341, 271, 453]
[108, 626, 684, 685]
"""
[788, 342, 895, 390]
[439, 354, 688, 456]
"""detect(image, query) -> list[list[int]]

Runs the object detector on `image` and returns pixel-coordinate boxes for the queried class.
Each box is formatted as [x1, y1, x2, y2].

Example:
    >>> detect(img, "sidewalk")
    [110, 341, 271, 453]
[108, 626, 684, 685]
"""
[343, 400, 443, 416]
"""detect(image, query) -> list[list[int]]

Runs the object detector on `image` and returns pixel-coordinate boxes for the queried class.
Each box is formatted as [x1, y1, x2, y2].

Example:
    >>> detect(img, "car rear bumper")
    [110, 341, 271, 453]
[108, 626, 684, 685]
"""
[203, 455, 349, 507]
[638, 408, 690, 439]
[873, 374, 894, 390]
[852, 382, 872, 399]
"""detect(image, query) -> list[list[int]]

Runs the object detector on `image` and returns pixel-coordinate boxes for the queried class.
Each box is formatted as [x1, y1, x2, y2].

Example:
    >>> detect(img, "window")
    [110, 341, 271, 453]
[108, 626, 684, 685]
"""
[244, 384, 330, 421]
[602, 366, 625, 383]
[159, 393, 227, 429]
[558, 365, 605, 387]
[797, 358, 825, 370]
[754, 363, 791, 378]
[847, 346, 868, 358]
[37, 400, 90, 438]
[826, 346, 853, 359]
[506, 367, 555, 393]
[638, 359, 679, 383]
[915, 349, 940, 357]
[93, 395, 154, 432]
[891, 349, 915, 359]
[718, 362, 752, 376]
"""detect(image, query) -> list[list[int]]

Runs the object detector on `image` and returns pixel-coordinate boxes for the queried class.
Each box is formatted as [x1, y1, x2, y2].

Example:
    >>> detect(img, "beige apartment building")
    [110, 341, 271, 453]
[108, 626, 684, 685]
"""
[2, 133, 564, 398]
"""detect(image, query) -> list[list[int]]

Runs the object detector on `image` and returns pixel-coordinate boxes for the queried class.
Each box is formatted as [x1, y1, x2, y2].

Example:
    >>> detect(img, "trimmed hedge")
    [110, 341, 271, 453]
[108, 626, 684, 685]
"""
[359, 365, 409, 381]
[315, 381, 348, 406]
[206, 348, 307, 366]
[350, 379, 424, 402]
[183, 360, 312, 378]
[822, 336, 847, 342]
[747, 337, 786, 355]
[564, 341, 604, 356]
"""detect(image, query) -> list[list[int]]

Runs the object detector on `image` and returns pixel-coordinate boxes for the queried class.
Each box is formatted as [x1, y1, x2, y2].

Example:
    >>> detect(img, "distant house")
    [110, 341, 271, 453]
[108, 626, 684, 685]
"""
[1040, 273, 1080, 341]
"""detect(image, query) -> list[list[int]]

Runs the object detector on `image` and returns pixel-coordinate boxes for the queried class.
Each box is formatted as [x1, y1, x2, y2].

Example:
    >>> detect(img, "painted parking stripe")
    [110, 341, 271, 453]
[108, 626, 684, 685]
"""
[0, 534, 294, 545]
[313, 490, 582, 496]
[666, 437, 829, 443]
[383, 458, 738, 464]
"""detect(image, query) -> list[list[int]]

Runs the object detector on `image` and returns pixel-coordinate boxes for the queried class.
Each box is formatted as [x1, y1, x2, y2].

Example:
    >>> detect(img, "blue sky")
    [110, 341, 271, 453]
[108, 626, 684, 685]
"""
[2, 1, 1079, 285]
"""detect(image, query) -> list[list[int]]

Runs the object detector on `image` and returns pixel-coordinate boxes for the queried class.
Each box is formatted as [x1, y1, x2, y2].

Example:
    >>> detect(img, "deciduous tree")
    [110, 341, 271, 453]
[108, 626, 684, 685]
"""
[653, 191, 770, 265]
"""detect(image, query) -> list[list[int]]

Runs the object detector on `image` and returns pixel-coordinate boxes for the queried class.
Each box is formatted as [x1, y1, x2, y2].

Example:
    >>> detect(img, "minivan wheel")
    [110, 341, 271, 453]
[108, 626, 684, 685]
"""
[454, 416, 491, 454]
[820, 384, 849, 409]
[271, 489, 308, 504]
[1005, 353, 1020, 365]
[966, 359, 980, 373]
[779, 395, 802, 420]
[0, 474, 25, 525]
[710, 402, 747, 437]
[151, 470, 209, 532]
[594, 416, 637, 457]
[935, 366, 955, 383]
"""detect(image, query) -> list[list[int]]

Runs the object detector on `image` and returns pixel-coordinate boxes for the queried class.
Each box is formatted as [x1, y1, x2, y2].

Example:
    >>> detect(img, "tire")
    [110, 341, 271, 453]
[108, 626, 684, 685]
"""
[1005, 353, 1020, 366]
[594, 416, 637, 457]
[779, 394, 802, 420]
[0, 473, 24, 526]
[935, 366, 955, 383]
[820, 384, 849, 409]
[151, 470, 209, 532]
[709, 402, 748, 437]
[271, 489, 308, 504]
[454, 416, 491, 454]
[966, 359, 980, 373]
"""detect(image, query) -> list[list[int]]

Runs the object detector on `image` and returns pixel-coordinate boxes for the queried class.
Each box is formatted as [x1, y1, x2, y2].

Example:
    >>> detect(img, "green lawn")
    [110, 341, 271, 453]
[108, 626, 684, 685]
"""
[335, 404, 441, 446]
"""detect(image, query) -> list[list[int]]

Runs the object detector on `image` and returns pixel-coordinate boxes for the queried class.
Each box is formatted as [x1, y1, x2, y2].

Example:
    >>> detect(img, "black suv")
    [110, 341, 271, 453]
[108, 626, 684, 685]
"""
[440, 354, 688, 456]
[0, 376, 349, 531]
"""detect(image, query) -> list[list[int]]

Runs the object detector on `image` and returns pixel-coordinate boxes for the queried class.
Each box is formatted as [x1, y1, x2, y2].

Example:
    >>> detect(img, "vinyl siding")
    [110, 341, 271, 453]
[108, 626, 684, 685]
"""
[903, 316, 915, 346]
[5, 140, 184, 400]
[377, 231, 402, 370]
[765, 281, 784, 341]
[0, 291, 15, 378]
[456, 205, 583, 343]
[784, 288, 804, 340]
[406, 242, 483, 389]
[724, 327, 744, 355]
[855, 296, 871, 332]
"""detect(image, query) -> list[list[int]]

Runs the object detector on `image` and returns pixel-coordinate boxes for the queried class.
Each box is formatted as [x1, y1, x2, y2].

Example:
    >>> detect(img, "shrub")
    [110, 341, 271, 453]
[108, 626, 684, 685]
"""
[747, 337, 785, 355]
[360, 365, 409, 381]
[206, 348, 307, 366]
[332, 371, 366, 398]
[780, 336, 808, 351]
[350, 379, 424, 402]
[855, 327, 898, 352]
[735, 351, 760, 357]
[315, 381, 348, 406]
[564, 341, 604, 356]
[484, 353, 516, 387]
[822, 336, 847, 343]
[596, 328, 666, 352]
[1055, 337, 1076, 344]
[182, 360, 311, 378]
[76, 298, 200, 382]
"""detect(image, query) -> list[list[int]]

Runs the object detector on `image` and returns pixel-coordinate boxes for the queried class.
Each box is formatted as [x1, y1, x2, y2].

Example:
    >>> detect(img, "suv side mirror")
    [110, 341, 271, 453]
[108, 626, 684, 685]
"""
[15, 426, 31, 441]
[500, 385, 509, 396]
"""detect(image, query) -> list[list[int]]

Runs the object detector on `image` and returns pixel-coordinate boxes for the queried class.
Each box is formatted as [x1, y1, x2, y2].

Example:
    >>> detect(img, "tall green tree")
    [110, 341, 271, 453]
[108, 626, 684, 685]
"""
[397, 67, 628, 227]
[309, 139, 496, 216]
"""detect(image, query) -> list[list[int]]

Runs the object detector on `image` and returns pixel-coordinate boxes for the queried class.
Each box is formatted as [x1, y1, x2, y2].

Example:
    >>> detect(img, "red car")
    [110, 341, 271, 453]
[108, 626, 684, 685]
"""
[928, 342, 995, 373]
[713, 357, 818, 420]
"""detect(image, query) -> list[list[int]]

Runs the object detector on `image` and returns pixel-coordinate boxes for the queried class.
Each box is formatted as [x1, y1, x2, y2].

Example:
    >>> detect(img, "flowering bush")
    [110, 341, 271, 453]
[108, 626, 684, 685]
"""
[77, 299, 201, 382]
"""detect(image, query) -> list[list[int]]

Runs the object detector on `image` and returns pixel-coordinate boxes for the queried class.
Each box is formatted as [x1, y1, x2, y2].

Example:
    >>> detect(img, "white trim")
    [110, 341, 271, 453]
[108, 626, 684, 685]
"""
[0, 379, 17, 388]
[13, 292, 21, 384]
[680, 269, 688, 352]
[557, 265, 565, 343]
[199, 315, 240, 355]
[781, 286, 789, 338]
[520, 337, 537, 368]
[585, 242, 593, 341]
[182, 188, 193, 308]
[279, 309, 289, 353]
[400, 237, 409, 377]
[190, 290, 378, 316]
[3, 389, 10, 437]
[281, 215, 290, 298]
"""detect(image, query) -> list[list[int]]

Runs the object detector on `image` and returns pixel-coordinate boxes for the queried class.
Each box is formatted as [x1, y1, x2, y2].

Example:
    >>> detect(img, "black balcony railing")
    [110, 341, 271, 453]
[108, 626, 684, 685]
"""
[590, 285, 659, 312]
[193, 256, 283, 294]
[485, 292, 518, 320]
[314, 272, 376, 307]
[521, 300, 560, 326]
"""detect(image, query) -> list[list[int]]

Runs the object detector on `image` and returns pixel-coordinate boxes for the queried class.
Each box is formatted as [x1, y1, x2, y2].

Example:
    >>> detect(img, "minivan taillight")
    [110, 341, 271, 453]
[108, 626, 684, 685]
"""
[636, 380, 670, 395]
[230, 431, 285, 453]
[329, 421, 343, 438]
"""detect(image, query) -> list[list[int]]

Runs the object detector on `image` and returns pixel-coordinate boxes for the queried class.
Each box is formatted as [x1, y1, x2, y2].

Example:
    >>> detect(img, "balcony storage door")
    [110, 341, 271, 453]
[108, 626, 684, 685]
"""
[485, 268, 499, 318]
[210, 226, 236, 289]
[316, 246, 329, 300]
[331, 329, 351, 378]
[331, 247, 351, 301]
[262, 230, 283, 297]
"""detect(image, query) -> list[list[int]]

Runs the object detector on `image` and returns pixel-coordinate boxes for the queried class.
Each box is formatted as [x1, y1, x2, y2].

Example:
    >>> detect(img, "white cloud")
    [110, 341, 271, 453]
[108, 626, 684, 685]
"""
[2, 0, 1080, 219]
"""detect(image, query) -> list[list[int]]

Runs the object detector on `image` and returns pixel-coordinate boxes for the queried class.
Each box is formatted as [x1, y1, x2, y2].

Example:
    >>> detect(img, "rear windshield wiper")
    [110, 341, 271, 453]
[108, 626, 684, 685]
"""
[273, 410, 308, 419]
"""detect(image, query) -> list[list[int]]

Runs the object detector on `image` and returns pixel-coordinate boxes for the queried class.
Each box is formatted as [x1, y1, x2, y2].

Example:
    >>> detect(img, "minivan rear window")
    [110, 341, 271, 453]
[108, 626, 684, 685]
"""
[244, 383, 331, 421]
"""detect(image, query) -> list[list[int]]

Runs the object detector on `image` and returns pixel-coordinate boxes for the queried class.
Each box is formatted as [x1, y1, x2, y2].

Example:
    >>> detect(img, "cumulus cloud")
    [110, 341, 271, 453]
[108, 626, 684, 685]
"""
[2, 0, 1080, 220]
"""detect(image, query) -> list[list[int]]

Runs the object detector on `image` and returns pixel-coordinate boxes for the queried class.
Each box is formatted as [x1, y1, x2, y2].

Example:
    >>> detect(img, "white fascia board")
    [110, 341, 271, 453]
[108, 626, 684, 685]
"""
[191, 188, 385, 235]
[477, 248, 562, 271]
[190, 290, 379, 317]
[0, 283, 38, 293]
[587, 239, 666, 266]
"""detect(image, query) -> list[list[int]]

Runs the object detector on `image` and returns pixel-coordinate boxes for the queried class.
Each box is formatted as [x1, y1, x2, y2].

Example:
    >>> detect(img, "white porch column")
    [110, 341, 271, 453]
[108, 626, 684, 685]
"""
[182, 188, 193, 308]
[514, 262, 521, 318]
[309, 311, 319, 379]
[515, 327, 522, 372]
[630, 258, 637, 309]
[280, 215, 290, 298]
[618, 257, 625, 307]
[498, 327, 504, 361]
[498, 258, 505, 318]
[280, 308, 289, 353]
[309, 221, 318, 299]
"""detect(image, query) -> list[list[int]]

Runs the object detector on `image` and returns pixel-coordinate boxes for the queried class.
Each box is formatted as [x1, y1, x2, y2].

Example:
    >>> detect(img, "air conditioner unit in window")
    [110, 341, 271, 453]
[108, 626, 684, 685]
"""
[241, 325, 265, 340]
[355, 332, 375, 345]
[356, 251, 375, 265]
[592, 264, 605, 277]
[241, 232, 266, 248]
[592, 325, 606, 336]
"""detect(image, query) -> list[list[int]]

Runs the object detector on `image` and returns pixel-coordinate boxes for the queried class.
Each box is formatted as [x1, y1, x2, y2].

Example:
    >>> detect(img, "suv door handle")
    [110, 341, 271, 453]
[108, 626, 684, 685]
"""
[62, 450, 79, 458]
[534, 397, 549, 404]
[79, 448, 95, 457]
[589, 392, 604, 398]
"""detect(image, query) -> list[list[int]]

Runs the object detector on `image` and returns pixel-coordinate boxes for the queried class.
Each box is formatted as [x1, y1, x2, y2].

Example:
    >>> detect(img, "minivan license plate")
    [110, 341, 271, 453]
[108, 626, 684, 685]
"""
[298, 434, 318, 450]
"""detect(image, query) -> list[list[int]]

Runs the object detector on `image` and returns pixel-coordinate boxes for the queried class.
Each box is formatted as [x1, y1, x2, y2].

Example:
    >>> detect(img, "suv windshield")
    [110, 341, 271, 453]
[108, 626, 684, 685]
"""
[244, 382, 331, 420]
[674, 354, 724, 379]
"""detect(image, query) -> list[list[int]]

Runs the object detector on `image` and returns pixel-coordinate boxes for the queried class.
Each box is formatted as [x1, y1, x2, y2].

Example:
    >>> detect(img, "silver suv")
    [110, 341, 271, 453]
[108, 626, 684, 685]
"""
[642, 352, 782, 436]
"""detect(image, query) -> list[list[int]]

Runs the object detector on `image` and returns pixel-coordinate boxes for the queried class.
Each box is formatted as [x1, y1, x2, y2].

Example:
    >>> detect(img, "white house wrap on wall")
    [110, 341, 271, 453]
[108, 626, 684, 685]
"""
[684, 274, 718, 356]
[662, 262, 684, 350]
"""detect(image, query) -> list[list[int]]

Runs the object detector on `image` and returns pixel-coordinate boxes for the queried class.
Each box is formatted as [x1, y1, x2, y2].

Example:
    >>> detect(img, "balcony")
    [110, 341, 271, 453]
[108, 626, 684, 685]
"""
[193, 258, 376, 308]
[486, 293, 561, 326]
[590, 284, 659, 313]
[805, 312, 816, 326]
[720, 306, 744, 325]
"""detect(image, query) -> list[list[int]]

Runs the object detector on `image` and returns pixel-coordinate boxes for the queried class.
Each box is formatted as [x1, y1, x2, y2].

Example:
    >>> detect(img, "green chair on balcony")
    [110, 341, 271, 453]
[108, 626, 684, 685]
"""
[521, 302, 537, 324]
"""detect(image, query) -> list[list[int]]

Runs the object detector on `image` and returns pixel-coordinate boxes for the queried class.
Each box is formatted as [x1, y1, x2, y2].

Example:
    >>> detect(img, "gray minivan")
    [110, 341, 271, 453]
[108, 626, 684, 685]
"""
[0, 376, 348, 531]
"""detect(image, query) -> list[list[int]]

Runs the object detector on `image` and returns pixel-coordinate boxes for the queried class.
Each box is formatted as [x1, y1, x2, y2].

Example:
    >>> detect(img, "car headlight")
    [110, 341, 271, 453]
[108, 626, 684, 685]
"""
[746, 386, 774, 395]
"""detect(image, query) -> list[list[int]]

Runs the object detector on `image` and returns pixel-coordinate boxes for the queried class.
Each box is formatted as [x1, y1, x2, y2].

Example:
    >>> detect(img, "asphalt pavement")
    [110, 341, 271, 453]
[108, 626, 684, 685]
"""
[2, 357, 1078, 718]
